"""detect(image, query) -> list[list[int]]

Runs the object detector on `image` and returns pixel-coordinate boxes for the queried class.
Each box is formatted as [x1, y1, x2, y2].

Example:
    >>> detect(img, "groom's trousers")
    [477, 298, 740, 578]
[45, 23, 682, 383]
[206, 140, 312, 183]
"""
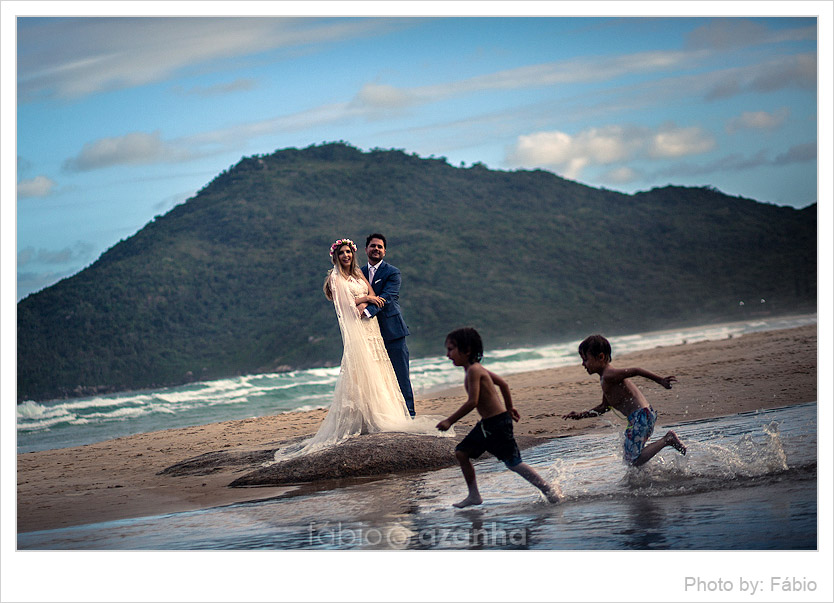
[385, 336, 415, 417]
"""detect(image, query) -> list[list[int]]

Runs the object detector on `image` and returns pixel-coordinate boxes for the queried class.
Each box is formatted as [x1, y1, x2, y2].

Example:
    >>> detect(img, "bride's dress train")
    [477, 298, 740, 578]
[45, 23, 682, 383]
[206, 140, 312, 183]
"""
[273, 271, 451, 462]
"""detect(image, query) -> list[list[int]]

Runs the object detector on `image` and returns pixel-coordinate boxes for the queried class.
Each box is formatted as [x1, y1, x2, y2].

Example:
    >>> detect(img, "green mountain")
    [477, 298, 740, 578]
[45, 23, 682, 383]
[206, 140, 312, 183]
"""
[17, 142, 816, 402]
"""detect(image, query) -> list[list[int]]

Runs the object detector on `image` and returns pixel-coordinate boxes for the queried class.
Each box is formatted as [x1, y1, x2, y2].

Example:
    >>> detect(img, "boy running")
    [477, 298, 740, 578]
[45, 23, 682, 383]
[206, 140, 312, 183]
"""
[437, 327, 561, 507]
[563, 334, 686, 466]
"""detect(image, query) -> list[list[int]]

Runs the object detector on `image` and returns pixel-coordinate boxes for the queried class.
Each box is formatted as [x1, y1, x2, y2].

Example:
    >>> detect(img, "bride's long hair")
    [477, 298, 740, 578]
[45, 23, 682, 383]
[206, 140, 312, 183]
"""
[324, 240, 361, 300]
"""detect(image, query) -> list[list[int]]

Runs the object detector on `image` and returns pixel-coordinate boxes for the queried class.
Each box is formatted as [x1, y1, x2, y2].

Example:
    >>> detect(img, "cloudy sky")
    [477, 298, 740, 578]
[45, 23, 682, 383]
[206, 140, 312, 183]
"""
[6, 6, 828, 301]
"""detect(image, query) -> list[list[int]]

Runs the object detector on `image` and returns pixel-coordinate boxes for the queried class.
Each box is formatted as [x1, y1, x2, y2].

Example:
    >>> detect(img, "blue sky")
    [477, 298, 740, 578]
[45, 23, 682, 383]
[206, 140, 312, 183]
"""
[6, 6, 829, 301]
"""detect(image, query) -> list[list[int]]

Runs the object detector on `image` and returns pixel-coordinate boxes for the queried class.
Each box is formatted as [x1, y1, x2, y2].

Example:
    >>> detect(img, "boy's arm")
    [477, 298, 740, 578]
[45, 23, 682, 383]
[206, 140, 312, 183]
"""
[487, 369, 520, 422]
[562, 396, 609, 420]
[436, 368, 480, 431]
[608, 367, 677, 389]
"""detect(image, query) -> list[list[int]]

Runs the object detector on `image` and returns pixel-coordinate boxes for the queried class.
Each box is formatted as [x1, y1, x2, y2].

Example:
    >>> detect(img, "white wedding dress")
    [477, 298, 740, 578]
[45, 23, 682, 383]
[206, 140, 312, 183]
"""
[273, 270, 452, 462]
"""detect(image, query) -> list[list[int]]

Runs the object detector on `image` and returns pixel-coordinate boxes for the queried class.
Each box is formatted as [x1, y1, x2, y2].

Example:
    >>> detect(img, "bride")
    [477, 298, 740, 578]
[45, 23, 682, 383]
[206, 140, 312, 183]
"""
[274, 238, 451, 461]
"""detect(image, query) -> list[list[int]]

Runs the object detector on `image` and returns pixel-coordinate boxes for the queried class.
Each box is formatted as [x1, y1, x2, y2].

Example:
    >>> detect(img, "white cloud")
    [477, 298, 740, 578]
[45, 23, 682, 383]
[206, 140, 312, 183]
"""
[175, 78, 257, 97]
[66, 99, 364, 171]
[649, 125, 715, 158]
[601, 166, 641, 185]
[46, 19, 810, 174]
[649, 141, 815, 179]
[17, 241, 96, 297]
[749, 53, 816, 93]
[774, 142, 816, 165]
[192, 48, 695, 154]
[342, 24, 813, 113]
[652, 151, 770, 179]
[351, 83, 414, 110]
[442, 50, 691, 95]
[508, 131, 582, 179]
[18, 17, 406, 101]
[726, 108, 790, 133]
[567, 51, 817, 124]
[705, 53, 816, 100]
[153, 190, 196, 212]
[348, 49, 694, 113]
[18, 242, 95, 267]
[63, 131, 193, 171]
[685, 18, 815, 51]
[506, 123, 714, 179]
[17, 175, 56, 198]
[17, 270, 71, 300]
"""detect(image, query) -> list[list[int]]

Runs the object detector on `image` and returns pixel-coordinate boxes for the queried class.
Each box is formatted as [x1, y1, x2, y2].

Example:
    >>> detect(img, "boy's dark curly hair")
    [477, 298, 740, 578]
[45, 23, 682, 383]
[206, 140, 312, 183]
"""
[445, 327, 484, 363]
[578, 334, 612, 362]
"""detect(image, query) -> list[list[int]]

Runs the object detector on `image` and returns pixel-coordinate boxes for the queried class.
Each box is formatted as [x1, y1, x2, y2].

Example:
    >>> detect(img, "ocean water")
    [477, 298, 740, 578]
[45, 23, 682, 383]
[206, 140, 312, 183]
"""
[17, 402, 816, 550]
[16, 313, 817, 454]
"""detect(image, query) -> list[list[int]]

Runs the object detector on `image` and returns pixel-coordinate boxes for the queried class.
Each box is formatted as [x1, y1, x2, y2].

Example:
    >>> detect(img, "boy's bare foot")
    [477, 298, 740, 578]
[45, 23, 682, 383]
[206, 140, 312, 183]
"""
[666, 431, 687, 455]
[544, 485, 562, 503]
[453, 494, 483, 508]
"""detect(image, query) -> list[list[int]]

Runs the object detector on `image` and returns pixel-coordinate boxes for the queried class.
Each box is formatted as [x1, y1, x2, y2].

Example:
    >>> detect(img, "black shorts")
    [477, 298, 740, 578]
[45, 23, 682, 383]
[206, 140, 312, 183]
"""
[455, 411, 522, 467]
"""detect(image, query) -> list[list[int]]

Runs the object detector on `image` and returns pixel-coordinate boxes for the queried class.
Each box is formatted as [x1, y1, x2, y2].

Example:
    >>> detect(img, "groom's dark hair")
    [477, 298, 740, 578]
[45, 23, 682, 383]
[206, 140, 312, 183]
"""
[366, 233, 387, 248]
[446, 327, 484, 364]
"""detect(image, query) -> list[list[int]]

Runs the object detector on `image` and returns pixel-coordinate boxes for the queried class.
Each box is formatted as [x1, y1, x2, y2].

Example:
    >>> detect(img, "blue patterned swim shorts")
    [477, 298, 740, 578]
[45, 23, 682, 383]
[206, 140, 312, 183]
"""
[623, 406, 657, 464]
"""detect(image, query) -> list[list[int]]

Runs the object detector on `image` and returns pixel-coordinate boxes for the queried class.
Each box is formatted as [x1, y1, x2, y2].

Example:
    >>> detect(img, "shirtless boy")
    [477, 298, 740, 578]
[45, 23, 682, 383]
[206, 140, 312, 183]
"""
[437, 327, 561, 507]
[563, 334, 686, 466]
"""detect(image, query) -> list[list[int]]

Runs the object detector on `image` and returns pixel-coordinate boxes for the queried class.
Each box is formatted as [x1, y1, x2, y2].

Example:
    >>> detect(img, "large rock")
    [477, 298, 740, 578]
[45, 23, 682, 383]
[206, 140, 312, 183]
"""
[157, 448, 279, 477]
[157, 432, 548, 487]
[231, 433, 449, 487]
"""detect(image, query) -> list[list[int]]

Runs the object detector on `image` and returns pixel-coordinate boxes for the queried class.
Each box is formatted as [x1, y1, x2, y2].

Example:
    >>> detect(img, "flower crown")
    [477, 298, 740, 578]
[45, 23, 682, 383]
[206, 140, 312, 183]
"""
[329, 238, 357, 258]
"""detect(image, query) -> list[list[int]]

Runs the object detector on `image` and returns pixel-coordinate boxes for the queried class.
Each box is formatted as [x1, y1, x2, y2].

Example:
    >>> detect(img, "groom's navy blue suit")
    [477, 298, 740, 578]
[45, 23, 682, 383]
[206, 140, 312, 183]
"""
[362, 260, 415, 416]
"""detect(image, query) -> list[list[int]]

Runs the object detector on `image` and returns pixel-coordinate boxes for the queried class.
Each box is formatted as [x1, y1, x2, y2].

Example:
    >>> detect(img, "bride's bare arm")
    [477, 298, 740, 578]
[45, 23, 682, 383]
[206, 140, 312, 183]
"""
[356, 274, 385, 307]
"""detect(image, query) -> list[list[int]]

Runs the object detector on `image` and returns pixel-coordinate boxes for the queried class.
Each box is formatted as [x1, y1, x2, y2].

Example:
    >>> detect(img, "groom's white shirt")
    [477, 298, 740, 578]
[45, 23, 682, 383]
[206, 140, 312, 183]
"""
[364, 260, 383, 318]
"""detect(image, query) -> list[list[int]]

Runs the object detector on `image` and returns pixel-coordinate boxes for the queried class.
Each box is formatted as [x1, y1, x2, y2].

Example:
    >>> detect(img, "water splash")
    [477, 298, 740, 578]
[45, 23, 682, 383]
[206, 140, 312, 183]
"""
[18, 404, 816, 550]
[527, 415, 803, 504]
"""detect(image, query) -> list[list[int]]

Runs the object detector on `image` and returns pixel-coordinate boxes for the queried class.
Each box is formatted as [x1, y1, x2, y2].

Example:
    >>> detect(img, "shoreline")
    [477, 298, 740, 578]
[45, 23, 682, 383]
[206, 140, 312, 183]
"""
[17, 324, 817, 534]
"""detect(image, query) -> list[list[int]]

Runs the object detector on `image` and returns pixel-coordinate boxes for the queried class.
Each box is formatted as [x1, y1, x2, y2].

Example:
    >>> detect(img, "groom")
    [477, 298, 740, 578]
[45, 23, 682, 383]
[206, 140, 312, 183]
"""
[361, 233, 416, 417]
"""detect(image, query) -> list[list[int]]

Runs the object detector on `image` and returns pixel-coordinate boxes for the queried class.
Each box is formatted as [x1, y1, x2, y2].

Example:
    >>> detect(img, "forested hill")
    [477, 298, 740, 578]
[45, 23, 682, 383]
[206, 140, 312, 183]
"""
[17, 142, 816, 402]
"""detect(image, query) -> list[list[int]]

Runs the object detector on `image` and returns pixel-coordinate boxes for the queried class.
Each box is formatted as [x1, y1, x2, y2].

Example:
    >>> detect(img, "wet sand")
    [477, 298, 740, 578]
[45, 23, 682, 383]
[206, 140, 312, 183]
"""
[17, 324, 817, 533]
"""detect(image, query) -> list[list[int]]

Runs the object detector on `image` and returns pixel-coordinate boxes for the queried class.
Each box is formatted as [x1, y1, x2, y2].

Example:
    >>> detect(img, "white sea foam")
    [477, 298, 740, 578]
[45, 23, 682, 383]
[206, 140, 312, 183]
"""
[283, 403, 331, 413]
[304, 367, 341, 378]
[17, 400, 57, 419]
[17, 314, 816, 453]
[85, 406, 148, 420]
[206, 394, 251, 407]
[17, 414, 75, 431]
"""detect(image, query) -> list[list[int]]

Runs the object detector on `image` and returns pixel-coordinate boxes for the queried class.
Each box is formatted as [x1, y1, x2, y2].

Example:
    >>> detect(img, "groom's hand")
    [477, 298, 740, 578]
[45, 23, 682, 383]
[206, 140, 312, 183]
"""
[368, 296, 385, 307]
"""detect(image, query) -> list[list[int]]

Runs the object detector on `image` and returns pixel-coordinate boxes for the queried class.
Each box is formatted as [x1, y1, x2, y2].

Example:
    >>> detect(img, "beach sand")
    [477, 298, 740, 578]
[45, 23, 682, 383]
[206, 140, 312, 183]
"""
[17, 324, 817, 533]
